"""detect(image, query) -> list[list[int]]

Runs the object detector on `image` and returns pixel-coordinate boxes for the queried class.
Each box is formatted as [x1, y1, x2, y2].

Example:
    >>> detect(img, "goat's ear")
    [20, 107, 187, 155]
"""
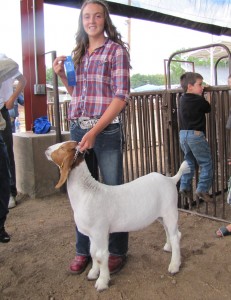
[55, 154, 73, 189]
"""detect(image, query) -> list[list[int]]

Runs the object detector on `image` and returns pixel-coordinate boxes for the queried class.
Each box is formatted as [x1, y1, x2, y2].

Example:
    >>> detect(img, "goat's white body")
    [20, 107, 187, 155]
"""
[68, 162, 180, 234]
[67, 160, 188, 291]
[46, 142, 190, 291]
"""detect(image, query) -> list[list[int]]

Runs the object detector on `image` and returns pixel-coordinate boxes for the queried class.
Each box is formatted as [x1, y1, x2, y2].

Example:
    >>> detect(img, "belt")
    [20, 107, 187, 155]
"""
[193, 130, 202, 136]
[71, 116, 120, 130]
[180, 129, 203, 135]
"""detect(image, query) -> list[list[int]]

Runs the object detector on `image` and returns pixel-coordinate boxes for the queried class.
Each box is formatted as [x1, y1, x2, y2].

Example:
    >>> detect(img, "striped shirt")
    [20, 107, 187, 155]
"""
[69, 38, 130, 119]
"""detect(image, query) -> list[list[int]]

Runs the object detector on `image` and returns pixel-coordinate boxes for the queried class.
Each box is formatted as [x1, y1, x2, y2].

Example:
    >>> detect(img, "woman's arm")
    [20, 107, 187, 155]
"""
[5, 74, 27, 110]
[79, 97, 126, 151]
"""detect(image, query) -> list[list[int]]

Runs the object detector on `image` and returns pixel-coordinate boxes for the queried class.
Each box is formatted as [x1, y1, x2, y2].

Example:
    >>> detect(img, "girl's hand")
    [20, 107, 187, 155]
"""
[53, 56, 67, 79]
[79, 130, 96, 152]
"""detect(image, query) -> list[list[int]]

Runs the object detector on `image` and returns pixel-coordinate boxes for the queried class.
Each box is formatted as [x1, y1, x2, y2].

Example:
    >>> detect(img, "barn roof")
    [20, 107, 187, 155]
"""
[44, 0, 231, 37]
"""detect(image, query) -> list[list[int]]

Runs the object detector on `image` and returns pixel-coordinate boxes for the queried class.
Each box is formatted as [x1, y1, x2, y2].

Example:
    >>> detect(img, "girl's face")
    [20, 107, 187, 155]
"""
[187, 78, 204, 95]
[82, 3, 105, 39]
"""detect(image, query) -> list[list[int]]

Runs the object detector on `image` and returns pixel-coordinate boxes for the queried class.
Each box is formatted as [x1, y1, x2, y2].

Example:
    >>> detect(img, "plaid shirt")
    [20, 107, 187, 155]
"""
[69, 38, 130, 119]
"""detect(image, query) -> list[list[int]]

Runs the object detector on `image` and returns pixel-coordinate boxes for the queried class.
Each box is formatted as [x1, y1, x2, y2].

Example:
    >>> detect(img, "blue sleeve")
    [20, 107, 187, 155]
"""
[17, 94, 24, 105]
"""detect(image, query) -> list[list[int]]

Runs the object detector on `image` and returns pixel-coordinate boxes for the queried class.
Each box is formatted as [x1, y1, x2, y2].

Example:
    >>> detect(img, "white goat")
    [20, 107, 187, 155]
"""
[45, 141, 190, 292]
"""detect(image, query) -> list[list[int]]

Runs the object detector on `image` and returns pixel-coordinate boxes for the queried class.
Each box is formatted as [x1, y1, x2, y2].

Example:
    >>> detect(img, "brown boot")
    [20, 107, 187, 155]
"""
[69, 255, 90, 274]
[109, 255, 127, 274]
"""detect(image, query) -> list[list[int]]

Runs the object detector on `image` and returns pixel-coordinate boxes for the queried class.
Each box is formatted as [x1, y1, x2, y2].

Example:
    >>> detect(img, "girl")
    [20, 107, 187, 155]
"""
[53, 0, 130, 274]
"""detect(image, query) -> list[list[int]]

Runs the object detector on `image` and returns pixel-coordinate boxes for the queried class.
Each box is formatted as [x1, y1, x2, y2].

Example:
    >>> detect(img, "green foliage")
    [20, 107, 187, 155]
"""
[131, 52, 229, 89]
[46, 68, 53, 85]
[187, 56, 228, 67]
[169, 61, 186, 85]
[131, 73, 165, 89]
[46, 67, 64, 87]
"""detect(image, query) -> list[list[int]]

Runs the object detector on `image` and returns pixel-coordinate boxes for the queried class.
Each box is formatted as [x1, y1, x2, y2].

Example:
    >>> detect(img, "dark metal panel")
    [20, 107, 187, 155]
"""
[44, 0, 231, 37]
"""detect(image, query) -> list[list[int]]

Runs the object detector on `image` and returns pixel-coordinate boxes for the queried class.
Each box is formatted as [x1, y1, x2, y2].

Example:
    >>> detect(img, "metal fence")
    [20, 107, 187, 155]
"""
[47, 86, 231, 220]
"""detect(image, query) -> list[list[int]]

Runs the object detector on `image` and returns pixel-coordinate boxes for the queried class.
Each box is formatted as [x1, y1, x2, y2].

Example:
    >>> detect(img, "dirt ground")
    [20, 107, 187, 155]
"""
[1, 192, 231, 300]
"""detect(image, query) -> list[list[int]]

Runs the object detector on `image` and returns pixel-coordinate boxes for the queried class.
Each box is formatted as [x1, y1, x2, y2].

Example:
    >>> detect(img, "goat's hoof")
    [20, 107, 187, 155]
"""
[95, 278, 109, 292]
[163, 243, 172, 252]
[87, 269, 99, 281]
[168, 262, 180, 274]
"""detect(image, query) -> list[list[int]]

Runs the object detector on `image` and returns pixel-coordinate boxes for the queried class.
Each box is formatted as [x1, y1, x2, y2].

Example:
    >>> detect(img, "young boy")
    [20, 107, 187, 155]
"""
[179, 72, 213, 202]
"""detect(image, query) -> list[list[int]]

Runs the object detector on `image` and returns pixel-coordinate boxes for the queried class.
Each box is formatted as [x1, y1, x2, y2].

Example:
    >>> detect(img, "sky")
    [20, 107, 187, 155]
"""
[1, 0, 231, 76]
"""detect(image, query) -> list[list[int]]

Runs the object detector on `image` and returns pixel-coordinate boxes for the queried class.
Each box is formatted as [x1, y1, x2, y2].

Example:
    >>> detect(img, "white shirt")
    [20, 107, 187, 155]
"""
[0, 70, 21, 109]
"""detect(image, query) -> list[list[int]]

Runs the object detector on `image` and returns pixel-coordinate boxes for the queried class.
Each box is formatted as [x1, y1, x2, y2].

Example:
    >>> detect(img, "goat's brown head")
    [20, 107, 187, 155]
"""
[45, 141, 84, 189]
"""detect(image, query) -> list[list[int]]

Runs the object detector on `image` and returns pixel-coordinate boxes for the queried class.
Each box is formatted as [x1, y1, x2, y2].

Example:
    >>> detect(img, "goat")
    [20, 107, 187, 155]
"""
[45, 141, 190, 291]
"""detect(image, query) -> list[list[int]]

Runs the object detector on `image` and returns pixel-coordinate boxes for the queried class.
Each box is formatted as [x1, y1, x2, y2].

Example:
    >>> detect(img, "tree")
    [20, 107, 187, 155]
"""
[167, 51, 229, 84]
[46, 67, 64, 87]
[46, 68, 53, 85]
[131, 73, 165, 89]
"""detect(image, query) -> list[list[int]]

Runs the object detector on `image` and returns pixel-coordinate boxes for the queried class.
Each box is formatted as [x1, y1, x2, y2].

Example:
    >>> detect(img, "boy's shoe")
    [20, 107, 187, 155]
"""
[196, 192, 212, 203]
[8, 195, 16, 209]
[179, 189, 192, 198]
[0, 227, 10, 243]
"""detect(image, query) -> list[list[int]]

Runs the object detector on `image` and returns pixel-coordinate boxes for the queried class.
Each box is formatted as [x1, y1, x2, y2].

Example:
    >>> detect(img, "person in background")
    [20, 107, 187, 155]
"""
[9, 93, 24, 133]
[0, 54, 26, 209]
[179, 72, 213, 203]
[216, 74, 231, 237]
[0, 132, 11, 243]
[53, 0, 130, 275]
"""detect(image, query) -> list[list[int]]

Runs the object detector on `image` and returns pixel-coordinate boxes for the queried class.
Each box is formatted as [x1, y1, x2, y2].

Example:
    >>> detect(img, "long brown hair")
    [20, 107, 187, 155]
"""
[72, 0, 130, 67]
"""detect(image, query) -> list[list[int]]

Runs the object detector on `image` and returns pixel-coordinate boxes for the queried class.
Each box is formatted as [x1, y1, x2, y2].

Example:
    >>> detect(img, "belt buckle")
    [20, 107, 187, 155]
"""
[111, 116, 119, 124]
[78, 117, 91, 129]
[78, 117, 99, 129]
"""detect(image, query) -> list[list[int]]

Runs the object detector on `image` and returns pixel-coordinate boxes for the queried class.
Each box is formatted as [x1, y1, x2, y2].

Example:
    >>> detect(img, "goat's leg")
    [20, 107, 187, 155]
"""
[88, 235, 110, 291]
[94, 249, 110, 291]
[168, 232, 181, 274]
[162, 223, 181, 253]
[158, 217, 175, 252]
[163, 216, 181, 274]
[162, 223, 172, 253]
[88, 242, 100, 281]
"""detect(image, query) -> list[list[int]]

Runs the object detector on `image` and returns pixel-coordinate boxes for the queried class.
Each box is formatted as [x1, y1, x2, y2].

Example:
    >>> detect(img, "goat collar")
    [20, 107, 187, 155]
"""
[73, 146, 81, 163]
[72, 146, 87, 168]
[58, 145, 85, 171]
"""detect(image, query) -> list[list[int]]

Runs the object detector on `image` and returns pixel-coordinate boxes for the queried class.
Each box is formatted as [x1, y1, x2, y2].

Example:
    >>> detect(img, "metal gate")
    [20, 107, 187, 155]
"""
[47, 85, 231, 220]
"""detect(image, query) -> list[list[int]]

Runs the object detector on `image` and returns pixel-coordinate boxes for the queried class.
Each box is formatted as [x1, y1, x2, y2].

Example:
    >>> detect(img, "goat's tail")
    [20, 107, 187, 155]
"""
[171, 161, 191, 185]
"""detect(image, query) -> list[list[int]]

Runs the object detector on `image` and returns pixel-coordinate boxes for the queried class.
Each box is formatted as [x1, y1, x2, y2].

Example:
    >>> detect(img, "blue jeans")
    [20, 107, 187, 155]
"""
[179, 130, 213, 193]
[0, 133, 10, 228]
[70, 121, 129, 257]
